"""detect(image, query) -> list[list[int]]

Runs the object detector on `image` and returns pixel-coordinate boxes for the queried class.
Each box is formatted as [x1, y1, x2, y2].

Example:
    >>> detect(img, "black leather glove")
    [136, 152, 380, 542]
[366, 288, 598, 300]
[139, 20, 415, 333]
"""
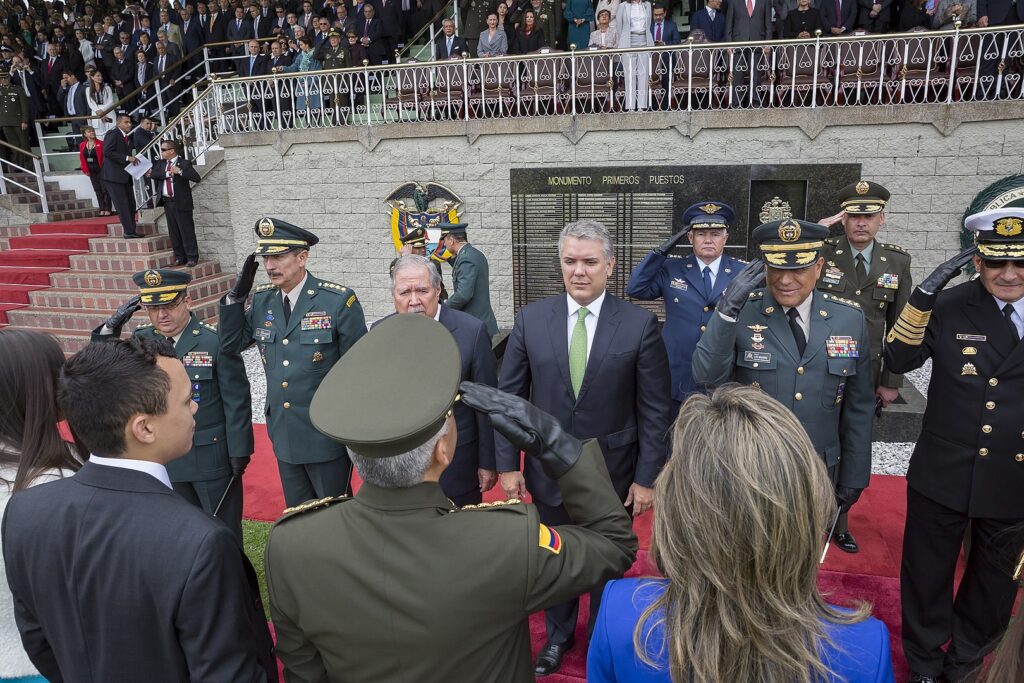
[459, 381, 582, 480]
[230, 456, 250, 478]
[836, 486, 862, 514]
[654, 228, 688, 256]
[919, 246, 977, 295]
[103, 295, 142, 332]
[227, 253, 259, 302]
[715, 259, 766, 319]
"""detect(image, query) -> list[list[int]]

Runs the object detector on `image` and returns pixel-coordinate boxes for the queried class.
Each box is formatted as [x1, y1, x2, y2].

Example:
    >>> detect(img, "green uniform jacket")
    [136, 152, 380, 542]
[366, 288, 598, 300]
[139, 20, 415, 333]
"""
[219, 273, 367, 465]
[265, 439, 636, 683]
[446, 243, 498, 336]
[0, 84, 29, 126]
[512, 0, 561, 47]
[90, 314, 254, 483]
[817, 236, 912, 388]
[692, 288, 874, 488]
[320, 43, 348, 70]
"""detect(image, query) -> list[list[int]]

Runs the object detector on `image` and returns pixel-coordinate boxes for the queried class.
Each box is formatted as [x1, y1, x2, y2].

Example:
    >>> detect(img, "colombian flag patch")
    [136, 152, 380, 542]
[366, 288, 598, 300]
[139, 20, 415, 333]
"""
[538, 524, 562, 555]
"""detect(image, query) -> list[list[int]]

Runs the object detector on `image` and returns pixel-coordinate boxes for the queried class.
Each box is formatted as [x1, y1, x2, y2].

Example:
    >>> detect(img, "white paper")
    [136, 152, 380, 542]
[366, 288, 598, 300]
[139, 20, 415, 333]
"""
[125, 155, 153, 180]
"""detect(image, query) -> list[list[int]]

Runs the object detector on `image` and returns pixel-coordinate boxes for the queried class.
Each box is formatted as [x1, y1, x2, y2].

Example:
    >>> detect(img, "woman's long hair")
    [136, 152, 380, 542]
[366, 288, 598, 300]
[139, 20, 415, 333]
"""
[0, 329, 85, 491]
[634, 384, 869, 682]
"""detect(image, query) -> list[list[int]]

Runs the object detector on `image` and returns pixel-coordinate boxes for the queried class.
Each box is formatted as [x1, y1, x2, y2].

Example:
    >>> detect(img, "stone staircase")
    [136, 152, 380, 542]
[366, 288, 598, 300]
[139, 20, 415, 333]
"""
[2, 172, 101, 222]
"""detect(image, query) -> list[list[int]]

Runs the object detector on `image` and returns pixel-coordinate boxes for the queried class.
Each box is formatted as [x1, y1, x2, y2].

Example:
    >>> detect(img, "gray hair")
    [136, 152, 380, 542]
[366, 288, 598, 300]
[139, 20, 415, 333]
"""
[349, 420, 449, 488]
[558, 219, 614, 261]
[390, 255, 442, 292]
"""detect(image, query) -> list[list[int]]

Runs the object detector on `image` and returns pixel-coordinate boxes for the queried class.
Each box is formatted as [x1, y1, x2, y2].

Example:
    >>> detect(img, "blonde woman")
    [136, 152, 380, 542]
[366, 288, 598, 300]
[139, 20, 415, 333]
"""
[588, 384, 895, 683]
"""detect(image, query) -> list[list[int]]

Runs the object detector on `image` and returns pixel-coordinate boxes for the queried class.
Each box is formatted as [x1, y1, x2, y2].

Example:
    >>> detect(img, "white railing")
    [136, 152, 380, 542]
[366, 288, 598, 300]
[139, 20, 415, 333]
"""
[0, 143, 49, 215]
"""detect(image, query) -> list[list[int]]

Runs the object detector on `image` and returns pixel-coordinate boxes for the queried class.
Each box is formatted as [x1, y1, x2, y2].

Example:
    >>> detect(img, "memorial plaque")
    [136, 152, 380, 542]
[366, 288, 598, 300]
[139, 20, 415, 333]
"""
[510, 164, 860, 315]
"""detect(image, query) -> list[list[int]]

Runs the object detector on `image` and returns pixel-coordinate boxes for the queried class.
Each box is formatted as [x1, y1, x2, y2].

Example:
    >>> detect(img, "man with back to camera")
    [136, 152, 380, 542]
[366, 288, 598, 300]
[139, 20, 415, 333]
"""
[1, 337, 275, 682]
[440, 221, 498, 337]
[101, 113, 142, 238]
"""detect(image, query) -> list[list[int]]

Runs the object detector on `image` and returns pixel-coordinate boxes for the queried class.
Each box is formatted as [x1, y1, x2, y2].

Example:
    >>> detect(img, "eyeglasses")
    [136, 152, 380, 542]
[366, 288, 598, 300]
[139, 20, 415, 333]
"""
[981, 259, 1024, 269]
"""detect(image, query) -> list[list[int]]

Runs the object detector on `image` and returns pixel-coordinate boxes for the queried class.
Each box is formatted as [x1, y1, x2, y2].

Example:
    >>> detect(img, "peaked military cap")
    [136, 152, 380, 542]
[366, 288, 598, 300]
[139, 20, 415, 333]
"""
[253, 217, 319, 256]
[310, 314, 461, 459]
[965, 208, 1024, 260]
[400, 226, 428, 247]
[752, 219, 829, 270]
[682, 201, 735, 231]
[438, 222, 468, 237]
[328, 29, 341, 37]
[839, 180, 890, 215]
[132, 268, 192, 306]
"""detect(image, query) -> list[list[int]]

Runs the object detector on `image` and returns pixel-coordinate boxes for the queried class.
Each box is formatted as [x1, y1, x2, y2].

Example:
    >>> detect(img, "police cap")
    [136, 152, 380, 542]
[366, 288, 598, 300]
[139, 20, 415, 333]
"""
[400, 226, 428, 247]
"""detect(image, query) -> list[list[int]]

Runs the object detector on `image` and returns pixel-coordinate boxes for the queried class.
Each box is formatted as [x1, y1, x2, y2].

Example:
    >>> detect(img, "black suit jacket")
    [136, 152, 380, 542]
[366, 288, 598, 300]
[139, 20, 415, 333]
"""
[689, 7, 727, 41]
[376, 0, 403, 37]
[100, 128, 135, 184]
[204, 11, 228, 44]
[819, 0, 858, 32]
[238, 52, 269, 76]
[978, 0, 1024, 23]
[723, 0, 773, 40]
[354, 17, 387, 60]
[58, 81, 88, 117]
[1, 463, 277, 682]
[434, 34, 469, 59]
[110, 58, 134, 91]
[150, 156, 202, 211]
[496, 293, 672, 506]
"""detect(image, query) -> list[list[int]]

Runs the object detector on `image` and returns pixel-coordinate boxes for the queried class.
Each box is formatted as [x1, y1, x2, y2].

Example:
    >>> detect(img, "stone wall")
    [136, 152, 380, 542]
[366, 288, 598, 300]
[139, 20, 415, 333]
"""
[205, 109, 1024, 326]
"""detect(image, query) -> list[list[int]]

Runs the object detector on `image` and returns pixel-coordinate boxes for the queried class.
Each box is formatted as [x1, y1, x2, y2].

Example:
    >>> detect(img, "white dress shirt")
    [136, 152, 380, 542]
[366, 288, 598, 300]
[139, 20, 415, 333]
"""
[993, 295, 1024, 338]
[282, 272, 309, 311]
[696, 255, 723, 289]
[161, 155, 179, 198]
[783, 294, 813, 340]
[566, 291, 606, 361]
[88, 454, 173, 489]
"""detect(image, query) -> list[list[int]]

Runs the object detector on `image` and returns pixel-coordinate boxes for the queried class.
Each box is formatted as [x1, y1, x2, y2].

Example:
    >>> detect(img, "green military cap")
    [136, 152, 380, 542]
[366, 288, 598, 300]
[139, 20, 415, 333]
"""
[400, 226, 428, 247]
[310, 314, 461, 458]
[965, 208, 1024, 260]
[132, 268, 192, 305]
[839, 180, 890, 215]
[752, 219, 829, 270]
[253, 217, 320, 256]
[328, 28, 341, 37]
[438, 222, 468, 237]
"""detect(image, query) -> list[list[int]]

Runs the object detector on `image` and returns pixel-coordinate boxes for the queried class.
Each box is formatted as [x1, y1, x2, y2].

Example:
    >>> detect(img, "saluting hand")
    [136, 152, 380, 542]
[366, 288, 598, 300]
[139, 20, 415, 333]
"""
[625, 483, 654, 517]
[716, 258, 766, 319]
[654, 227, 689, 256]
[227, 252, 259, 302]
[104, 294, 142, 331]
[919, 246, 977, 295]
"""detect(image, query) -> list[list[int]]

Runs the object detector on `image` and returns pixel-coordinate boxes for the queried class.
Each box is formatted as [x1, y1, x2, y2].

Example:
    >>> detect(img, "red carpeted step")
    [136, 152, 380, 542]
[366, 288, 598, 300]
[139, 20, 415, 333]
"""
[0, 265, 62, 285]
[29, 222, 110, 236]
[0, 303, 26, 325]
[0, 283, 47, 304]
[9, 234, 97, 250]
[0, 249, 85, 268]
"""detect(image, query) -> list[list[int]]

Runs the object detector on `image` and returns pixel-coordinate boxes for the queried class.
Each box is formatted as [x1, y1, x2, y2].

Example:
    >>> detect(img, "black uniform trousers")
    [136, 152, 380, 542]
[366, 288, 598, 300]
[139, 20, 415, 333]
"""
[173, 474, 244, 547]
[103, 179, 138, 236]
[163, 196, 199, 262]
[901, 485, 1024, 679]
[276, 455, 354, 508]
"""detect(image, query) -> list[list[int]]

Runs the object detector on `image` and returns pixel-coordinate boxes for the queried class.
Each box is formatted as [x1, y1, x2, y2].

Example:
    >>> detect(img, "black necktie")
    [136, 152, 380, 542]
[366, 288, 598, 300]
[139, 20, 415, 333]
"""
[1003, 303, 1019, 342]
[855, 253, 867, 281]
[283, 294, 292, 324]
[787, 307, 807, 355]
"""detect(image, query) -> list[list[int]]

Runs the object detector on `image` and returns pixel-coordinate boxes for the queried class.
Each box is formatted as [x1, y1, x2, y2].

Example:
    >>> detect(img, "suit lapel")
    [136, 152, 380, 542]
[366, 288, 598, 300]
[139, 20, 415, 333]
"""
[546, 296, 573, 398]
[577, 294, 620, 403]
[174, 314, 202, 355]
[965, 280, 1014, 360]
[803, 290, 830, 361]
[833, 235, 859, 288]
[683, 256, 707, 299]
[762, 290, 801, 363]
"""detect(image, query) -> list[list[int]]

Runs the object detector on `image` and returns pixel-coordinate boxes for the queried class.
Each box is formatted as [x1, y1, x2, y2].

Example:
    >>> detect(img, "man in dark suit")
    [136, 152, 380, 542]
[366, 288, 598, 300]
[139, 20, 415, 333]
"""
[101, 115, 141, 238]
[250, 4, 275, 39]
[226, 6, 254, 70]
[433, 17, 468, 59]
[39, 43, 66, 115]
[1, 337, 276, 682]
[376, 0, 403, 59]
[977, 0, 1024, 81]
[132, 50, 155, 115]
[689, 0, 727, 40]
[497, 219, 672, 676]
[180, 5, 205, 75]
[57, 69, 88, 149]
[149, 139, 202, 266]
[390, 255, 498, 505]
[649, 4, 680, 110]
[110, 46, 134, 97]
[203, 5, 228, 61]
[723, 0, 773, 104]
[855, 0, 892, 31]
[355, 3, 388, 64]
[820, 0, 857, 34]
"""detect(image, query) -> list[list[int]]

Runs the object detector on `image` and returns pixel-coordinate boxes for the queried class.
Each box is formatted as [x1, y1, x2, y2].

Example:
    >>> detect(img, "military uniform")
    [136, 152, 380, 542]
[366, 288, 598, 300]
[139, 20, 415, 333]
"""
[264, 314, 637, 683]
[886, 209, 1024, 681]
[441, 222, 498, 336]
[0, 77, 30, 168]
[219, 218, 368, 508]
[513, 0, 559, 47]
[462, 0, 490, 55]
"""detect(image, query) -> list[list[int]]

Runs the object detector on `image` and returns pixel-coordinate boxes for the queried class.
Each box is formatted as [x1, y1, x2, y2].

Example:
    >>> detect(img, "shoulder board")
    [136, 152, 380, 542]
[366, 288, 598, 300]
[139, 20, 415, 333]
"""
[317, 281, 349, 294]
[200, 321, 218, 332]
[275, 495, 351, 524]
[825, 237, 839, 245]
[821, 293, 861, 309]
[451, 498, 526, 513]
[733, 257, 748, 264]
[748, 289, 764, 299]
[135, 322, 154, 330]
[881, 243, 909, 255]
[254, 283, 277, 293]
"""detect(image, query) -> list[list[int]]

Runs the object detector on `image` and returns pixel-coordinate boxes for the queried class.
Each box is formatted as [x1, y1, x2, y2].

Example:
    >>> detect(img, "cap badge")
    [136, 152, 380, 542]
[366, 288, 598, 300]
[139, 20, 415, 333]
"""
[855, 181, 870, 195]
[699, 203, 721, 214]
[994, 217, 1023, 237]
[778, 219, 801, 243]
[258, 218, 275, 237]
[144, 270, 162, 287]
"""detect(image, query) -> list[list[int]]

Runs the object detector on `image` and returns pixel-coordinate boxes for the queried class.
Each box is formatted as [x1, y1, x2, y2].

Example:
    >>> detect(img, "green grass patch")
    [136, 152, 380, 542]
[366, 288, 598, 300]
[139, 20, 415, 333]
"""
[243, 519, 273, 620]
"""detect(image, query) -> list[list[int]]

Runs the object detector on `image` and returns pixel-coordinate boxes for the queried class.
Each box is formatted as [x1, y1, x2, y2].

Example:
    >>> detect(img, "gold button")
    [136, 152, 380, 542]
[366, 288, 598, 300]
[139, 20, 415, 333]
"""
[856, 289, 862, 295]
[979, 448, 989, 456]
[795, 392, 803, 401]
[282, 381, 289, 388]
[283, 360, 290, 367]
[284, 402, 291, 409]
[989, 378, 998, 386]
[982, 425, 992, 433]
[986, 401, 995, 409]
[700, 325, 706, 332]
[1017, 453, 1024, 462]
[703, 306, 709, 312]
[797, 366, 804, 374]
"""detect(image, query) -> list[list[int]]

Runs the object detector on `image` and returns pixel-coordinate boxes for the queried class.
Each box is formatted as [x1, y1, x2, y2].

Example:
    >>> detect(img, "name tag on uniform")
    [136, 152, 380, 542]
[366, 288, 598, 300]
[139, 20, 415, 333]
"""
[956, 333, 987, 342]
[182, 351, 213, 367]
[877, 273, 899, 289]
[254, 328, 274, 341]
[826, 336, 859, 358]
[301, 312, 332, 330]
[670, 277, 688, 291]
[743, 351, 771, 363]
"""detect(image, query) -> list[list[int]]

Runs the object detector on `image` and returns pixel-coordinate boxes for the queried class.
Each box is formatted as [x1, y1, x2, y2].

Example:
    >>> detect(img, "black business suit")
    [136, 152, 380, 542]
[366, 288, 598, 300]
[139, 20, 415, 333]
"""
[150, 155, 202, 263]
[497, 292, 671, 645]
[1, 462, 277, 682]
[434, 33, 470, 59]
[100, 128, 139, 237]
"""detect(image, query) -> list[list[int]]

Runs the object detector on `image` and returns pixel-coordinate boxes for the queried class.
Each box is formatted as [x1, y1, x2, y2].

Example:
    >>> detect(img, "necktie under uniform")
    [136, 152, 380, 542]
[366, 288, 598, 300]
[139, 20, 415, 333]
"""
[855, 253, 867, 281]
[787, 307, 807, 355]
[702, 266, 713, 298]
[283, 293, 292, 325]
[1003, 303, 1020, 342]
[569, 307, 589, 397]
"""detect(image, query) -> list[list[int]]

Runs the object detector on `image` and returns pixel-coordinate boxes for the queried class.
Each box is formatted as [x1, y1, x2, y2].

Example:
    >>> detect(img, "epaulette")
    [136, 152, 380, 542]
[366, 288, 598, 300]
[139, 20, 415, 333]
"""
[825, 237, 839, 245]
[136, 322, 154, 329]
[254, 283, 277, 293]
[748, 289, 764, 299]
[317, 281, 349, 294]
[452, 498, 525, 513]
[200, 321, 218, 332]
[822, 293, 861, 308]
[881, 242, 909, 255]
[275, 495, 351, 523]
[734, 257, 748, 264]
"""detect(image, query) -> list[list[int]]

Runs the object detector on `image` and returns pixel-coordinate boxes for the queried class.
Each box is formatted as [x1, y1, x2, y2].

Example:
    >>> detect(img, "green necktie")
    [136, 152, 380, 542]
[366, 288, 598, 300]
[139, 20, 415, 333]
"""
[569, 306, 589, 397]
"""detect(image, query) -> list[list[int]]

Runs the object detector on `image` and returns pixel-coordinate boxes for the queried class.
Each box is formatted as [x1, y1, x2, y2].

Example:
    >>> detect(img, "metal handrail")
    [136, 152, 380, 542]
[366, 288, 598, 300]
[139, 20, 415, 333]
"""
[137, 84, 216, 158]
[397, 0, 458, 59]
[0, 138, 39, 160]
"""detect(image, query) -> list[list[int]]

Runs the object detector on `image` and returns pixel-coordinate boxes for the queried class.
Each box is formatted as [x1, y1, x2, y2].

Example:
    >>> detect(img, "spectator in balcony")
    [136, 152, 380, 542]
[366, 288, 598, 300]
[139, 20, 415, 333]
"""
[820, 0, 858, 33]
[595, 0, 621, 24]
[510, 9, 547, 53]
[856, 0, 893, 31]
[355, 3, 387, 64]
[478, 13, 509, 57]
[435, 17, 469, 59]
[274, 34, 322, 123]
[131, 49, 154, 115]
[79, 125, 112, 215]
[268, 38, 293, 69]
[334, 3, 356, 35]
[154, 41, 180, 110]
[463, 0, 491, 57]
[312, 16, 330, 48]
[156, 30, 182, 65]
[497, 2, 514, 33]
[346, 28, 369, 64]
[131, 14, 154, 49]
[158, 9, 184, 52]
[58, 68, 87, 149]
[376, 0, 403, 61]
[226, 6, 252, 70]
[783, 0, 824, 37]
[75, 27, 96, 68]
[85, 68, 114, 137]
[565, 0, 595, 49]
[109, 46, 131, 97]
[135, 30, 155, 62]
[614, 0, 653, 111]
[589, 8, 619, 46]
[283, 12, 300, 40]
[932, 0, 976, 27]
[514, 0, 559, 48]
[40, 42, 65, 116]
[690, 0, 726, 40]
[898, 0, 934, 29]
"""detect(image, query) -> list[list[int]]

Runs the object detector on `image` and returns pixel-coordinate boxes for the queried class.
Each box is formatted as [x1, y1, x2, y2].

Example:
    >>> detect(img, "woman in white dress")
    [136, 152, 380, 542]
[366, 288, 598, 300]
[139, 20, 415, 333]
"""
[613, 0, 653, 110]
[85, 70, 115, 138]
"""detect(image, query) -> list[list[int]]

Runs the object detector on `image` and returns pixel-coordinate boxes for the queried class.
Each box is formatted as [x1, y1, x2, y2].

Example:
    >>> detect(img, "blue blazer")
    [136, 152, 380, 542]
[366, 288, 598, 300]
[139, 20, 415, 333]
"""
[588, 578, 896, 683]
[626, 252, 744, 401]
[689, 7, 727, 41]
[649, 19, 681, 44]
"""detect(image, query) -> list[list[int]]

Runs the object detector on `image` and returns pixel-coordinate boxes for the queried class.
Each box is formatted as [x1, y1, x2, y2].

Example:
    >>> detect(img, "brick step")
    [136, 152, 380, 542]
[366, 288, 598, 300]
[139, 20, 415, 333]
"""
[0, 249, 86, 268]
[0, 225, 31, 239]
[7, 296, 222, 332]
[8, 234, 97, 250]
[48, 262, 221, 289]
[38, 208, 101, 222]
[0, 266, 65, 285]
[4, 180, 60, 194]
[21, 199, 94, 213]
[104, 221, 159, 238]
[10, 190, 78, 204]
[89, 234, 173, 254]
[0, 283, 48, 304]
[0, 303, 26, 325]
[29, 219, 114, 235]
[66, 248, 184, 272]
[29, 273, 233, 309]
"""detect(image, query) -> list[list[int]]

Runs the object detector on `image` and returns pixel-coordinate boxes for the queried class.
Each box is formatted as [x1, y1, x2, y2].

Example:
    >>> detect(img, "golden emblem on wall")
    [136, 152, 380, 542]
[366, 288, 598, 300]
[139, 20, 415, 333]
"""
[759, 196, 793, 224]
[856, 181, 870, 195]
[384, 182, 464, 259]
[778, 219, 802, 243]
[144, 270, 162, 287]
[994, 217, 1023, 237]
[258, 218, 276, 237]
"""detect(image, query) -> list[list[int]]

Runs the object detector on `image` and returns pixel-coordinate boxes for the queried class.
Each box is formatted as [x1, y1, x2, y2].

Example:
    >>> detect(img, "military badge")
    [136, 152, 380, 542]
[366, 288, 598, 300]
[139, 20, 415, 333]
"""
[301, 312, 332, 331]
[995, 217, 1024, 237]
[835, 381, 846, 405]
[258, 217, 275, 237]
[877, 273, 899, 289]
[254, 328, 273, 341]
[826, 336, 859, 357]
[962, 346, 977, 355]
[385, 181, 463, 262]
[743, 351, 771, 363]
[143, 270, 162, 287]
[670, 277, 688, 291]
[823, 266, 844, 285]
[855, 180, 870, 195]
[778, 219, 801, 243]
[748, 324, 768, 332]
[961, 362, 978, 376]
[700, 203, 722, 214]
[538, 524, 562, 555]
[313, 351, 324, 363]
[182, 351, 213, 367]
[759, 196, 793, 223]
[956, 333, 987, 341]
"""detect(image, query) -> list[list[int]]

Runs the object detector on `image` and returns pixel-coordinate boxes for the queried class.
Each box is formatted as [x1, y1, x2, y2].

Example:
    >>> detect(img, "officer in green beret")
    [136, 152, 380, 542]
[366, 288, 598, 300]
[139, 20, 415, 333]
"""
[693, 219, 874, 551]
[389, 225, 448, 302]
[264, 314, 637, 682]
[440, 222, 498, 337]
[219, 217, 368, 508]
[0, 70, 31, 169]
[91, 268, 253, 544]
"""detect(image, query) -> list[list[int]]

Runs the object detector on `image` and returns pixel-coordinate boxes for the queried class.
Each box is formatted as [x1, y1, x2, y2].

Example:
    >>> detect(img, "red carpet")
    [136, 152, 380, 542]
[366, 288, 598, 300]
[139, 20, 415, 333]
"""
[244, 425, 914, 681]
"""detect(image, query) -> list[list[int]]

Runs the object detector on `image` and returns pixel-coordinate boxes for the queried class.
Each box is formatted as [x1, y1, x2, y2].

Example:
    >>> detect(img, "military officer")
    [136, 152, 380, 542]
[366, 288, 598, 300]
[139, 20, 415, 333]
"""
[692, 219, 874, 540]
[818, 181, 913, 410]
[219, 217, 368, 508]
[461, 0, 490, 56]
[319, 29, 349, 70]
[441, 222, 498, 337]
[626, 201, 745, 411]
[0, 70, 30, 169]
[92, 269, 253, 544]
[389, 225, 449, 302]
[885, 209, 1024, 683]
[264, 314, 637, 683]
